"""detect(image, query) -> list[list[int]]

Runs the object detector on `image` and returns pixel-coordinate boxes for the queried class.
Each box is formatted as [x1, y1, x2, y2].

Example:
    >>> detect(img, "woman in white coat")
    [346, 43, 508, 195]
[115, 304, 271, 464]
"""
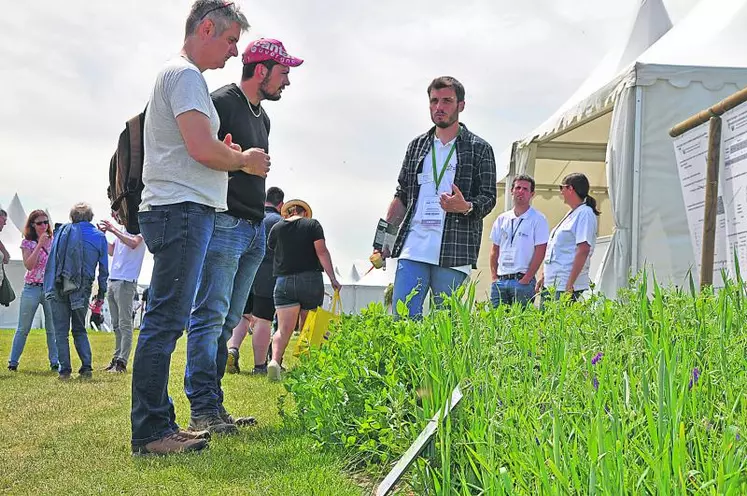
[536, 173, 600, 301]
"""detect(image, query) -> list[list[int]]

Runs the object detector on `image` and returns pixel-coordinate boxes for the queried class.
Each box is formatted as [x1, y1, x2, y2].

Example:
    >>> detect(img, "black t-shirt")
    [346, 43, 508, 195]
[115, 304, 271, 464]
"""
[251, 206, 284, 297]
[211, 83, 270, 222]
[267, 218, 325, 276]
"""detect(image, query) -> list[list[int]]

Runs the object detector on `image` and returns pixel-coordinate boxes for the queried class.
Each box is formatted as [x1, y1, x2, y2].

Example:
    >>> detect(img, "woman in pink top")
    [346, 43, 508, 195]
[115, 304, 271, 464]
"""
[7, 210, 58, 371]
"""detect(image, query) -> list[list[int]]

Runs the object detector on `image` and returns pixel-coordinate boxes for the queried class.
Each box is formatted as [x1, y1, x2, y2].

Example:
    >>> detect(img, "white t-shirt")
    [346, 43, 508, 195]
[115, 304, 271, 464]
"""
[140, 56, 227, 211]
[543, 205, 598, 291]
[399, 136, 470, 275]
[109, 237, 147, 282]
[490, 207, 549, 276]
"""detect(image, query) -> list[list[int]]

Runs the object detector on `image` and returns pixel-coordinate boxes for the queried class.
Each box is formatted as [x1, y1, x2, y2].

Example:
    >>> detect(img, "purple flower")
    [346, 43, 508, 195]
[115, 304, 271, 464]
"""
[592, 376, 599, 390]
[688, 367, 701, 390]
[592, 352, 603, 366]
[737, 433, 742, 442]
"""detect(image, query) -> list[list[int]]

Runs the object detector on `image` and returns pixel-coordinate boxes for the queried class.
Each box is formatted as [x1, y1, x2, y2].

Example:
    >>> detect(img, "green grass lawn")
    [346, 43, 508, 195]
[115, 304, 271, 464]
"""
[0, 329, 367, 495]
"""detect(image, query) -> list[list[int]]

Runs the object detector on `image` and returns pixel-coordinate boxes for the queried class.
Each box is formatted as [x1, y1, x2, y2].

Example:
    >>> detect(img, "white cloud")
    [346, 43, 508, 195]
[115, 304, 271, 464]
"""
[0, 0, 700, 282]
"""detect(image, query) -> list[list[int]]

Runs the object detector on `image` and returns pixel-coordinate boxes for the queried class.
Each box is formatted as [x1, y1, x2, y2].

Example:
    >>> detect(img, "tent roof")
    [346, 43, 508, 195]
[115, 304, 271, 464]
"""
[518, 0, 672, 147]
[639, 0, 747, 69]
[514, 0, 747, 154]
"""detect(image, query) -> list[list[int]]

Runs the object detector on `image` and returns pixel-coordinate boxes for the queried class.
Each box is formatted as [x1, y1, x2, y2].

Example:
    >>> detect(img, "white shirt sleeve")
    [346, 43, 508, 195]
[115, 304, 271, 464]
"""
[490, 216, 502, 246]
[534, 214, 550, 245]
[574, 208, 598, 246]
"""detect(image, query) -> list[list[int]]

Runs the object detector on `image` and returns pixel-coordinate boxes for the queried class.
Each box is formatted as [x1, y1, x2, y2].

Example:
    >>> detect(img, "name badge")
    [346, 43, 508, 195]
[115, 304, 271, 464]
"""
[502, 247, 517, 268]
[421, 196, 444, 229]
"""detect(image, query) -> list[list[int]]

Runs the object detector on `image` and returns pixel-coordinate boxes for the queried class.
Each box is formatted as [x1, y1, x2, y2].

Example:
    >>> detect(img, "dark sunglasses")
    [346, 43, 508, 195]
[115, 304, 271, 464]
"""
[34, 220, 50, 226]
[199, 1, 234, 20]
[558, 184, 569, 191]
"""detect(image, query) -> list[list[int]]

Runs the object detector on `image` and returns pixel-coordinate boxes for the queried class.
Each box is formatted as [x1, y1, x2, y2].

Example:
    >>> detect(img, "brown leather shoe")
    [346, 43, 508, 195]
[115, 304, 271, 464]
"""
[132, 431, 208, 456]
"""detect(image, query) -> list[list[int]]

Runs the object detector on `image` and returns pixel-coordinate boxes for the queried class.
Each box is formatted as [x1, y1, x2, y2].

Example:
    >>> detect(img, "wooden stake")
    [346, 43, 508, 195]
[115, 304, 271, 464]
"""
[700, 116, 722, 289]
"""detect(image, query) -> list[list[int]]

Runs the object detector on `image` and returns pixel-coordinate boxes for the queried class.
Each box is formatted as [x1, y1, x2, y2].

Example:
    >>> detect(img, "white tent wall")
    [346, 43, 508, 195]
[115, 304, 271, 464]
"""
[596, 86, 636, 295]
[323, 284, 389, 315]
[634, 74, 747, 288]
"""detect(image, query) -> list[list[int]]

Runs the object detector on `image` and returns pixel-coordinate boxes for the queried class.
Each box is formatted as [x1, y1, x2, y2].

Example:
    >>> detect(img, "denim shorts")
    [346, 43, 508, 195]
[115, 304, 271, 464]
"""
[274, 271, 324, 311]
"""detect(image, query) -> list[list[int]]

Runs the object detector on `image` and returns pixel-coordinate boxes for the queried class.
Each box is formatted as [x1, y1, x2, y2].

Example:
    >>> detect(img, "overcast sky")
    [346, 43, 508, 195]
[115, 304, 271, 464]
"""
[0, 0, 699, 283]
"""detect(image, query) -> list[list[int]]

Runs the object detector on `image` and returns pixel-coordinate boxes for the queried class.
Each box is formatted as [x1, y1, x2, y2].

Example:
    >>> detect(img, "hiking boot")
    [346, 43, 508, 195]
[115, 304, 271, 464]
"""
[267, 360, 284, 382]
[103, 358, 116, 371]
[218, 407, 257, 427]
[178, 429, 211, 441]
[79, 369, 93, 380]
[188, 414, 239, 435]
[108, 360, 127, 374]
[59, 372, 72, 381]
[50, 363, 59, 371]
[7, 364, 17, 372]
[226, 348, 240, 374]
[132, 431, 208, 456]
[250, 363, 267, 375]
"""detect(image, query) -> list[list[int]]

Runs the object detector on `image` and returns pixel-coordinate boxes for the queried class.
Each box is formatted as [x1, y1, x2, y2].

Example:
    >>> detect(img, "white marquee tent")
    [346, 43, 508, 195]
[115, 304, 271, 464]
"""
[323, 259, 394, 314]
[504, 0, 747, 296]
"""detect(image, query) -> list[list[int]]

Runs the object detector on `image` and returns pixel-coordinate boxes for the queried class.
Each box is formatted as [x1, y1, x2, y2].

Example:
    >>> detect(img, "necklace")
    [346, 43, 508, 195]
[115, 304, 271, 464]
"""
[239, 86, 262, 118]
[248, 102, 262, 118]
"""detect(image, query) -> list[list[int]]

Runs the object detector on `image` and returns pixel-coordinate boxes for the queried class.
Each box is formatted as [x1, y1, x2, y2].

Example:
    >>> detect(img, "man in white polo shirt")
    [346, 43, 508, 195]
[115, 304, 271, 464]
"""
[489, 174, 549, 306]
[98, 216, 146, 373]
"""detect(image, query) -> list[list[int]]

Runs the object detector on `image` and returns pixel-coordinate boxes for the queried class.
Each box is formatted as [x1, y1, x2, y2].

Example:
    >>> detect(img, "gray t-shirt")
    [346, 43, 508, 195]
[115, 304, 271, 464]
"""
[140, 56, 227, 210]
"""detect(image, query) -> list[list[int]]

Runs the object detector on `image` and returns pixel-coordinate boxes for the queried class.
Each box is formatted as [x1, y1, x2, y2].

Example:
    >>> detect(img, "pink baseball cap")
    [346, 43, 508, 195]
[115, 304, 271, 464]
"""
[242, 38, 303, 67]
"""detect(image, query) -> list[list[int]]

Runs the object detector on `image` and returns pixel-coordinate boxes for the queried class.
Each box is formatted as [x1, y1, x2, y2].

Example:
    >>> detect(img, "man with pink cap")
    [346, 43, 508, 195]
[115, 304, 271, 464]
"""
[184, 38, 303, 435]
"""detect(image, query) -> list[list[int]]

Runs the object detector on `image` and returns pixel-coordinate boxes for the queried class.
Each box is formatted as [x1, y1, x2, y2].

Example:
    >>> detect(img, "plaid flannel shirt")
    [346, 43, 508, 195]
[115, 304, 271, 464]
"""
[392, 123, 497, 268]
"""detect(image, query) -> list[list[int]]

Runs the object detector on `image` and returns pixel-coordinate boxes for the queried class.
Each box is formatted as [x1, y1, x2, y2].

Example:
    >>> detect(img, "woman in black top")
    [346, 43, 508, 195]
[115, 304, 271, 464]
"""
[266, 199, 341, 381]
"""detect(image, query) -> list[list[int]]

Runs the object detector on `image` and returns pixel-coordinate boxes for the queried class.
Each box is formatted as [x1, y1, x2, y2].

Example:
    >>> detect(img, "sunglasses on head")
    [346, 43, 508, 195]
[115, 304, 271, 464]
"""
[34, 220, 49, 226]
[199, 1, 234, 20]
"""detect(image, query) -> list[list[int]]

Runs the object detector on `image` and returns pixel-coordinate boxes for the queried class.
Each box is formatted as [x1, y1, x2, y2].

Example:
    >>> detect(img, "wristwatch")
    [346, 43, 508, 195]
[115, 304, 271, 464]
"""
[463, 202, 474, 216]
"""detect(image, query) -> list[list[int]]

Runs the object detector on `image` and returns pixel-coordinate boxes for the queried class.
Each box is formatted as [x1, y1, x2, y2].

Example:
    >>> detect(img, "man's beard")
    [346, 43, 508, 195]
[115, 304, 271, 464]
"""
[432, 112, 458, 128]
[260, 77, 282, 102]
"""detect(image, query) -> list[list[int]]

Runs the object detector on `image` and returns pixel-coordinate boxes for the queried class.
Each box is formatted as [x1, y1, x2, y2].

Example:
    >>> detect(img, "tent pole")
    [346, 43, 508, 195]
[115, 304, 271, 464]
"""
[700, 116, 722, 289]
[631, 86, 644, 275]
[505, 142, 517, 211]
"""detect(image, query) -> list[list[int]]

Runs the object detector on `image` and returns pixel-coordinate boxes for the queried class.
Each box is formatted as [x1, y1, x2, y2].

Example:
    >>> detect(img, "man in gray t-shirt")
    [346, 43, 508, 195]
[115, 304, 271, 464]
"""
[140, 56, 226, 210]
[130, 0, 271, 457]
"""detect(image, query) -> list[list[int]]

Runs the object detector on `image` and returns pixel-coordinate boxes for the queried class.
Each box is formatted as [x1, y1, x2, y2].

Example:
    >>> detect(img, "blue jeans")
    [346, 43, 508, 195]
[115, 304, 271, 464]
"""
[9, 284, 57, 367]
[50, 294, 92, 375]
[392, 259, 469, 319]
[186, 213, 265, 417]
[543, 289, 585, 304]
[130, 202, 215, 448]
[490, 277, 536, 307]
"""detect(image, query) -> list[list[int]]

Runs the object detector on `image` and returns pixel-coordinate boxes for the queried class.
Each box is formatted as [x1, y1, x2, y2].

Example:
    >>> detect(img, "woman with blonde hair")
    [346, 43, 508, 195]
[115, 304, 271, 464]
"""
[8, 210, 58, 371]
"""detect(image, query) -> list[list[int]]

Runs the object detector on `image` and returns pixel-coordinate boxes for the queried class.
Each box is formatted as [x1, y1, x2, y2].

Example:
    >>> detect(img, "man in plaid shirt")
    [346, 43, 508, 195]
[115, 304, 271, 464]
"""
[377, 76, 496, 318]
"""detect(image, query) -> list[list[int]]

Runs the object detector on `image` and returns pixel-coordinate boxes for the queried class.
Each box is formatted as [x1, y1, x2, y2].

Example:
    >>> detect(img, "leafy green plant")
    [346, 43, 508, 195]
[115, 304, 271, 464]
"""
[283, 277, 747, 494]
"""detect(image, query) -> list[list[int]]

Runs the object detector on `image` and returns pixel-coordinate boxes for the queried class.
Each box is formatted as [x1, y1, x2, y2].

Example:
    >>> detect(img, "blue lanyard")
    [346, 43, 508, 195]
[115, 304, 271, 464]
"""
[509, 218, 524, 246]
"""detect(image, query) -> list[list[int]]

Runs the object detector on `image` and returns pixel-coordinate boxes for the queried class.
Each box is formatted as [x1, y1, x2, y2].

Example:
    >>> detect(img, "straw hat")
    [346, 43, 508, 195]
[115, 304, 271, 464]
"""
[281, 199, 313, 218]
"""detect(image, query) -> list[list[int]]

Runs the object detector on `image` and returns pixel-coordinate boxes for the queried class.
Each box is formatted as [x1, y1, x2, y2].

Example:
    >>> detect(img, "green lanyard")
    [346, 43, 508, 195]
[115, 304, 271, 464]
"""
[431, 138, 458, 191]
